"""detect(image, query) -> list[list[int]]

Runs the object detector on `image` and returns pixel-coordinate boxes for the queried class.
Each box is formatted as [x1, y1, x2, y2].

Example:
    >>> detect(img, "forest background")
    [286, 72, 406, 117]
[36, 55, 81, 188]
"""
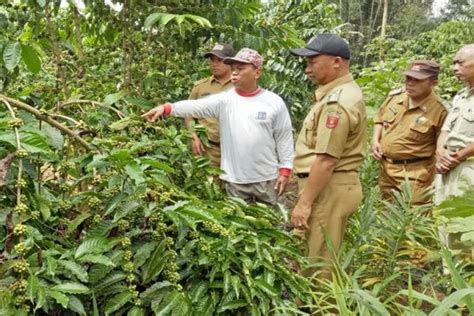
[1, 0, 474, 315]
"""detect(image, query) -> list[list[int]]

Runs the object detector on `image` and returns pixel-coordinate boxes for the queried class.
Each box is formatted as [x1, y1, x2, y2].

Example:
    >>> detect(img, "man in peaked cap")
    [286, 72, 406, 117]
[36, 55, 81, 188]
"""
[143, 48, 294, 206]
[372, 60, 448, 206]
[185, 43, 235, 169]
[290, 34, 367, 280]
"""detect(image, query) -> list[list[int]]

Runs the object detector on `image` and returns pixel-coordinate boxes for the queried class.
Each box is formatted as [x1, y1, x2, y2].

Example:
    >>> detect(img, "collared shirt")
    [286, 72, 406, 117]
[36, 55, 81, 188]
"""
[374, 91, 448, 159]
[441, 86, 474, 151]
[189, 76, 232, 143]
[294, 74, 367, 173]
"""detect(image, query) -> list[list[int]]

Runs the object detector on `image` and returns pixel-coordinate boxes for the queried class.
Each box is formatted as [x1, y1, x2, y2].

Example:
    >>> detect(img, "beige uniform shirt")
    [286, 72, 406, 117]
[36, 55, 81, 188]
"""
[374, 89, 448, 159]
[294, 74, 367, 173]
[189, 76, 232, 143]
[441, 87, 474, 151]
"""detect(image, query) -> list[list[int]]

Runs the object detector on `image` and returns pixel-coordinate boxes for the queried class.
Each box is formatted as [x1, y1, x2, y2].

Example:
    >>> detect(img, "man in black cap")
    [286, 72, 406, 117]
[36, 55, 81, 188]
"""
[185, 43, 235, 168]
[290, 34, 367, 280]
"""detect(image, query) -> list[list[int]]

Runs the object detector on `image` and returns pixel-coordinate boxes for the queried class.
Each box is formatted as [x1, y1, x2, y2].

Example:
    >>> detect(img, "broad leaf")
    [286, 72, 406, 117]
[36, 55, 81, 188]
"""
[52, 282, 90, 294]
[104, 291, 132, 315]
[21, 44, 41, 74]
[3, 41, 21, 71]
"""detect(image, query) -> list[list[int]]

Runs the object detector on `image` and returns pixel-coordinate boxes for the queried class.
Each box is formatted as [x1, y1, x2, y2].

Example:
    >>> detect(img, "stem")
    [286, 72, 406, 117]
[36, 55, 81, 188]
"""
[0, 95, 90, 150]
[0, 98, 23, 253]
[44, 2, 70, 98]
[70, 0, 86, 78]
[59, 100, 125, 118]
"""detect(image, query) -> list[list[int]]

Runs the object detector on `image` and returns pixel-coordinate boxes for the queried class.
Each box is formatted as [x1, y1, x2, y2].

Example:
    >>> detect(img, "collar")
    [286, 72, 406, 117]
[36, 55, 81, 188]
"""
[314, 74, 354, 102]
[211, 75, 232, 86]
[460, 86, 474, 98]
[235, 87, 262, 97]
[399, 92, 437, 112]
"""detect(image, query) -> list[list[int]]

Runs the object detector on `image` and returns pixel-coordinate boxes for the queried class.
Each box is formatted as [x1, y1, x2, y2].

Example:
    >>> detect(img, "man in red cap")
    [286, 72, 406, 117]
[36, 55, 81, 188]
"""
[143, 48, 294, 206]
[185, 43, 235, 168]
[372, 60, 448, 205]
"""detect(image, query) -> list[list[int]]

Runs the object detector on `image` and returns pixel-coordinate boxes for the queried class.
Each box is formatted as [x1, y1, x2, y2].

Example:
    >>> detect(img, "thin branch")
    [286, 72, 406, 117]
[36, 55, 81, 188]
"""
[58, 100, 125, 118]
[0, 95, 90, 150]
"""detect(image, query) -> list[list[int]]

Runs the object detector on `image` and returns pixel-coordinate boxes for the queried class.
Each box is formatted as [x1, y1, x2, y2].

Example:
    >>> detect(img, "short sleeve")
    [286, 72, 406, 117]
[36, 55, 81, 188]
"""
[314, 103, 350, 159]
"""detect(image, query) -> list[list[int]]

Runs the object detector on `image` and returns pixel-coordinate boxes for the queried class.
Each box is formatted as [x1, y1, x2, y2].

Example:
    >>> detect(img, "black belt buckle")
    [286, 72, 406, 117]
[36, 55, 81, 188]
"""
[296, 173, 309, 178]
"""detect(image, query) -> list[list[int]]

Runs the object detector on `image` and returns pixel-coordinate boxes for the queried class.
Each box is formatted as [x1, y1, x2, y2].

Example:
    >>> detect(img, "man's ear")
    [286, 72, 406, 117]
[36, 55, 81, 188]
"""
[333, 56, 343, 69]
[255, 67, 262, 79]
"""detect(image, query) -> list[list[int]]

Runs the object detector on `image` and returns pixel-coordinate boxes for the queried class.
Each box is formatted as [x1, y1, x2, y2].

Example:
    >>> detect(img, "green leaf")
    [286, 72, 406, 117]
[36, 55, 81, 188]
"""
[104, 291, 133, 315]
[128, 307, 144, 316]
[59, 260, 88, 283]
[36, 0, 46, 7]
[144, 13, 176, 28]
[142, 241, 168, 284]
[430, 288, 474, 316]
[75, 237, 110, 259]
[33, 193, 51, 221]
[67, 296, 87, 316]
[151, 290, 183, 315]
[125, 162, 145, 184]
[52, 282, 89, 294]
[42, 123, 64, 150]
[46, 289, 69, 308]
[3, 41, 21, 71]
[93, 272, 126, 292]
[133, 242, 158, 268]
[78, 254, 115, 267]
[66, 213, 91, 235]
[109, 117, 132, 130]
[0, 131, 50, 153]
[254, 279, 279, 296]
[20, 44, 41, 74]
[103, 92, 125, 107]
[217, 299, 248, 312]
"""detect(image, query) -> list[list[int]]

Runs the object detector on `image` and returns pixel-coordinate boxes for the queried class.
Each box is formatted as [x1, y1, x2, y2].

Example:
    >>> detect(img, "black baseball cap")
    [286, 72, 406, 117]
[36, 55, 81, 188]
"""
[203, 43, 235, 59]
[290, 34, 351, 60]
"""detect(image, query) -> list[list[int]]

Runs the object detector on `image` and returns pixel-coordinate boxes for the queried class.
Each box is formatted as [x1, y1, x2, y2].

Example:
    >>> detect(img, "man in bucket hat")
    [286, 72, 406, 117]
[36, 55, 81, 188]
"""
[143, 48, 294, 206]
[290, 33, 367, 280]
[372, 60, 448, 205]
[185, 43, 235, 168]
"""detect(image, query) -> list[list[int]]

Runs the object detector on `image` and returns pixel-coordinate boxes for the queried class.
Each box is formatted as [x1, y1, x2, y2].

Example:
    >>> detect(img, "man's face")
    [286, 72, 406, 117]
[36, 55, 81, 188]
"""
[305, 55, 338, 85]
[230, 62, 260, 87]
[453, 48, 474, 85]
[208, 55, 231, 78]
[405, 76, 435, 100]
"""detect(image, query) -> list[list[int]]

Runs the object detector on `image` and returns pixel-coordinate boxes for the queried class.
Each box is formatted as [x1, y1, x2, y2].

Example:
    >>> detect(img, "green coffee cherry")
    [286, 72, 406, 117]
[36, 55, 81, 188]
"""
[14, 224, 27, 235]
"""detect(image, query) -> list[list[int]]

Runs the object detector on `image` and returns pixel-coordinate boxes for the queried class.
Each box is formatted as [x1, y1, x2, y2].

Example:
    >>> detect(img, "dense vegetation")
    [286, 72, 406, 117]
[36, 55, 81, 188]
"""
[0, 0, 473, 315]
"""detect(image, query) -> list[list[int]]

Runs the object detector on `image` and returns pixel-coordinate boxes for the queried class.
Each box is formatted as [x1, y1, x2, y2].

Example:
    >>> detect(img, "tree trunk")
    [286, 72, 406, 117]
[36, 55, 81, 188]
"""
[380, 0, 389, 38]
[70, 1, 86, 78]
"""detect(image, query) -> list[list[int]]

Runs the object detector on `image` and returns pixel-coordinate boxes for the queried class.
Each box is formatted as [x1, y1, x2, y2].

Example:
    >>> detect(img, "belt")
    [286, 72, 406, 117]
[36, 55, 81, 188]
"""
[383, 156, 431, 165]
[208, 140, 220, 146]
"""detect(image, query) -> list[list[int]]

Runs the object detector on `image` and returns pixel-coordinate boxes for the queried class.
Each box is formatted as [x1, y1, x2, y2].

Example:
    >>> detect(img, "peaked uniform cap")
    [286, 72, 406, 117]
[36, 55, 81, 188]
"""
[403, 60, 440, 80]
[203, 43, 236, 59]
[290, 33, 351, 60]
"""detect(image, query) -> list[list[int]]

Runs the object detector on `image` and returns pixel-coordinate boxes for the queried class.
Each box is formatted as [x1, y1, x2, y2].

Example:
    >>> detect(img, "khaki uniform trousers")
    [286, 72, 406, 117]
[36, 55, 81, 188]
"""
[205, 142, 221, 169]
[225, 178, 278, 207]
[379, 159, 435, 206]
[297, 171, 362, 280]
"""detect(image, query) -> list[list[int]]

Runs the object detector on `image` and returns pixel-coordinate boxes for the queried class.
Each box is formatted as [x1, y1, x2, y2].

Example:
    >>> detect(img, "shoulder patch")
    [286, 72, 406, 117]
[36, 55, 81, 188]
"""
[388, 87, 404, 96]
[327, 89, 342, 104]
[193, 77, 210, 87]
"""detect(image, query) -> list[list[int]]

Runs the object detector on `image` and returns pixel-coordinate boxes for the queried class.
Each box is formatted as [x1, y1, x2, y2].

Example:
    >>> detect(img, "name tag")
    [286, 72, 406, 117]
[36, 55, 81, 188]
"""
[256, 111, 267, 120]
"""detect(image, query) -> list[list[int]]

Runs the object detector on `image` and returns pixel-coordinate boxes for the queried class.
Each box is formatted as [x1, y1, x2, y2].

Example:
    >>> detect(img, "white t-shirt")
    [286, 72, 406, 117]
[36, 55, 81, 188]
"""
[172, 88, 294, 184]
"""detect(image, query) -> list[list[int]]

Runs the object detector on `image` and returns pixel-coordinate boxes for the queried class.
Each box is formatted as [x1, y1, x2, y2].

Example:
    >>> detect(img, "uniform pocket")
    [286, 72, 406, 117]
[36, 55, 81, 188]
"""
[407, 121, 432, 141]
[304, 119, 316, 148]
[460, 109, 474, 137]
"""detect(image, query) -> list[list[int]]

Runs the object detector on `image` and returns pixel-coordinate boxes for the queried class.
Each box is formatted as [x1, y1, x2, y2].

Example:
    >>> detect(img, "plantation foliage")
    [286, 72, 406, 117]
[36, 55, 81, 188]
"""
[1, 0, 473, 315]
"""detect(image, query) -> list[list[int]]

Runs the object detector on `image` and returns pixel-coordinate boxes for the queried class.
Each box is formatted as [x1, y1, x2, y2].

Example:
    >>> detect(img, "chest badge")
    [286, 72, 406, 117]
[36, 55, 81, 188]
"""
[256, 111, 267, 120]
[326, 112, 340, 129]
